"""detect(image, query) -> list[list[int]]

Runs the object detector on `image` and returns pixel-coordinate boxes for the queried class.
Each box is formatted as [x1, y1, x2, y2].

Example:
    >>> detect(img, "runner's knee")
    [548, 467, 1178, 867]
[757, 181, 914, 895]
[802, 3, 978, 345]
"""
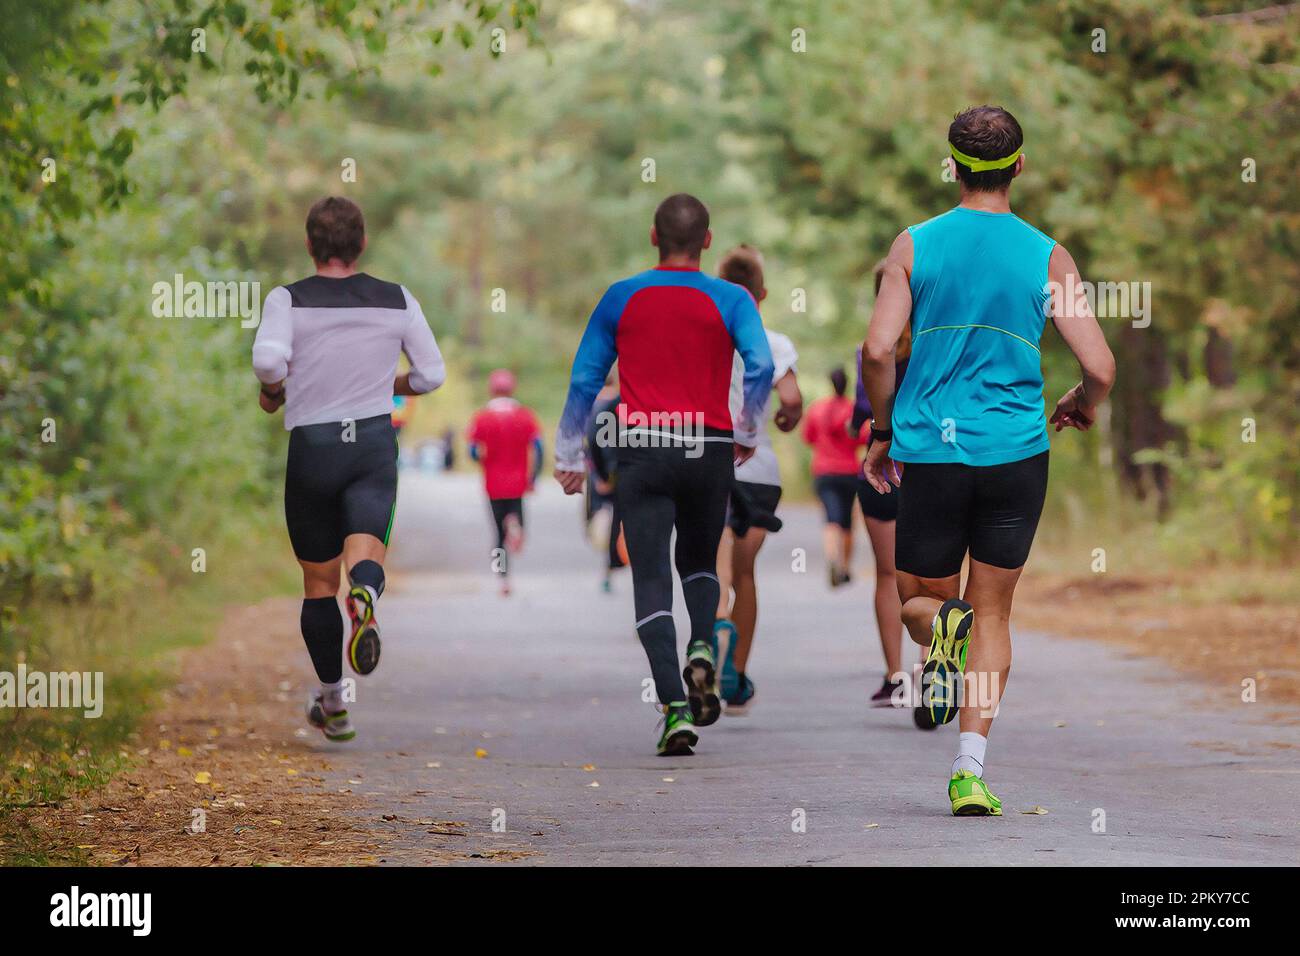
[300, 559, 341, 598]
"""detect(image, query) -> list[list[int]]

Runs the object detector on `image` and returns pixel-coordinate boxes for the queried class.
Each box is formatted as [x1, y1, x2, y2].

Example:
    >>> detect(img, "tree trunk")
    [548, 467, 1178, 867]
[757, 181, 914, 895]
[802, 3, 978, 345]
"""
[1111, 324, 1180, 519]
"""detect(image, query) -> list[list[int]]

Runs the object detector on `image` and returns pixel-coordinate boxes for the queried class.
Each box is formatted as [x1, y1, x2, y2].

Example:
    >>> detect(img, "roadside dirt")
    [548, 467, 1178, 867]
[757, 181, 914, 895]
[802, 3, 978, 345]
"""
[18, 598, 520, 866]
[1015, 570, 1300, 714]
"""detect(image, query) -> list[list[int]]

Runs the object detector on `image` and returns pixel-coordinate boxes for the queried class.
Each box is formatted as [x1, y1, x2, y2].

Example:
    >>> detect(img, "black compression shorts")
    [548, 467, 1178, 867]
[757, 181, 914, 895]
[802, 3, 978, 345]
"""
[813, 474, 858, 530]
[856, 475, 899, 522]
[284, 414, 398, 563]
[895, 450, 1049, 578]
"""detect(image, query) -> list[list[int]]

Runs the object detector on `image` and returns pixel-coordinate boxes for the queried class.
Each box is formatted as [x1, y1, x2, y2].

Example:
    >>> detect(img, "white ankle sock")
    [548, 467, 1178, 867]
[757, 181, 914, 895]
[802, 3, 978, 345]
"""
[321, 681, 345, 714]
[952, 731, 987, 777]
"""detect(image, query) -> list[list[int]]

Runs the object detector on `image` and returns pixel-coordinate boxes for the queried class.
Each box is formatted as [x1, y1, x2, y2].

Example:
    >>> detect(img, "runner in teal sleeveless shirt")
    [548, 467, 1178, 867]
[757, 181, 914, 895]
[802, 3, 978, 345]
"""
[890, 207, 1056, 466]
[859, 106, 1116, 818]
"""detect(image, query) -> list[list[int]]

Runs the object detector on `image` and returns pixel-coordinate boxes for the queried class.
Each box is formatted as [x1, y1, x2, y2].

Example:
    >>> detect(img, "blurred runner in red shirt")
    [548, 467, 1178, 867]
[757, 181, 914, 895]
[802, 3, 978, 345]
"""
[802, 367, 867, 588]
[467, 369, 543, 596]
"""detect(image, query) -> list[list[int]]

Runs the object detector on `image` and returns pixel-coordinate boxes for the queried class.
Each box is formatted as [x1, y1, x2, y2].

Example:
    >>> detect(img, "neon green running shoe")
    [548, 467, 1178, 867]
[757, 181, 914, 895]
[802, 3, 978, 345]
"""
[656, 702, 699, 756]
[307, 694, 356, 742]
[683, 640, 721, 726]
[949, 769, 1002, 816]
[918, 598, 973, 726]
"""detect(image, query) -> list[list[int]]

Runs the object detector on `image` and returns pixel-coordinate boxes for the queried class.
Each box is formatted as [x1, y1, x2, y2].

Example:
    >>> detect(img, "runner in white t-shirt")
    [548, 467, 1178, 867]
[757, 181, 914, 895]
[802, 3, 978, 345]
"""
[711, 246, 803, 714]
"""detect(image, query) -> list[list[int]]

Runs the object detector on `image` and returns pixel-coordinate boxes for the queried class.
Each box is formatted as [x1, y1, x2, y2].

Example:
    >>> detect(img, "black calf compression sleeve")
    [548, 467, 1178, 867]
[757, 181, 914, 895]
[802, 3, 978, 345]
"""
[679, 570, 721, 650]
[637, 613, 687, 706]
[300, 597, 343, 683]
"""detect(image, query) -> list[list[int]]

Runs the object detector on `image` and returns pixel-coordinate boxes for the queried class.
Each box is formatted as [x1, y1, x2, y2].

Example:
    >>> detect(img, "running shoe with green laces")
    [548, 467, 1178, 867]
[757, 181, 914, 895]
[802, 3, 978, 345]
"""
[307, 694, 356, 742]
[949, 769, 1002, 816]
[918, 598, 973, 726]
[656, 702, 699, 756]
[683, 639, 721, 726]
[346, 584, 381, 676]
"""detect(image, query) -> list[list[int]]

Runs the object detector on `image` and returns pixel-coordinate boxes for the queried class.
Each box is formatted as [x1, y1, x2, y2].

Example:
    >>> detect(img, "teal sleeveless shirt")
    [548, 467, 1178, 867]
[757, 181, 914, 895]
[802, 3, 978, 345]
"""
[891, 207, 1056, 466]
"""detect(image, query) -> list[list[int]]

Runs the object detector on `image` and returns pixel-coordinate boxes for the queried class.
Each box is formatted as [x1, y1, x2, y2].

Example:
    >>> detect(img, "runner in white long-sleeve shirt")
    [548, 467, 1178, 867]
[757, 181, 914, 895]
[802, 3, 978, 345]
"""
[252, 196, 446, 741]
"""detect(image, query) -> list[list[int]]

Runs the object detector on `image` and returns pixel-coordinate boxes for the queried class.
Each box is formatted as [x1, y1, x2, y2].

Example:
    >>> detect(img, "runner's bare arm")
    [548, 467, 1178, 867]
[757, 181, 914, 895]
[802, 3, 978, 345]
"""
[1047, 244, 1116, 431]
[862, 231, 912, 423]
[772, 369, 803, 432]
[861, 231, 912, 491]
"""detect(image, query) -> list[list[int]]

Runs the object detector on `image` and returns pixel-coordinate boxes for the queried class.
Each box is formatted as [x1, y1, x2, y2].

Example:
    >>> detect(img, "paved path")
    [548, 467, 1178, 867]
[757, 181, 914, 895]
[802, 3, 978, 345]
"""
[313, 470, 1297, 865]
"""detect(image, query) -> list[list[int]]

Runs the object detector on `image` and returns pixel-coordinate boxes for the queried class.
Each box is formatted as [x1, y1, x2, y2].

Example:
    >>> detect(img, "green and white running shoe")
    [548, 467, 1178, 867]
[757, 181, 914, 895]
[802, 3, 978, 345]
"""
[683, 639, 721, 726]
[656, 702, 698, 756]
[918, 599, 973, 727]
[949, 769, 1002, 816]
[307, 693, 356, 742]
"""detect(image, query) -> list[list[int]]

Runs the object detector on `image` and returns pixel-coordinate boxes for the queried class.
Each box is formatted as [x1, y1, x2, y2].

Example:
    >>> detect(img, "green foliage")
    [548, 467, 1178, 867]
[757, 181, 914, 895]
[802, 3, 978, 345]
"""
[710, 0, 1298, 556]
[1, 0, 1295, 617]
[0, 0, 539, 600]
[0, 4, 535, 839]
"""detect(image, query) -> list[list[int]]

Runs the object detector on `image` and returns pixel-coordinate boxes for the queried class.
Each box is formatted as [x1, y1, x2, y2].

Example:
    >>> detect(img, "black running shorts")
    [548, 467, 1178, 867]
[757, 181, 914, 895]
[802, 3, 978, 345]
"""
[728, 481, 783, 537]
[813, 474, 858, 530]
[490, 497, 524, 548]
[856, 476, 899, 523]
[284, 414, 398, 563]
[895, 450, 1049, 578]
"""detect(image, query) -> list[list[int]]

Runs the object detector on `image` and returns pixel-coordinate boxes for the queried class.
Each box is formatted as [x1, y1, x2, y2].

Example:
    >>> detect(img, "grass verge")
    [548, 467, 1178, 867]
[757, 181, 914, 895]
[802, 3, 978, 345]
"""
[0, 528, 297, 865]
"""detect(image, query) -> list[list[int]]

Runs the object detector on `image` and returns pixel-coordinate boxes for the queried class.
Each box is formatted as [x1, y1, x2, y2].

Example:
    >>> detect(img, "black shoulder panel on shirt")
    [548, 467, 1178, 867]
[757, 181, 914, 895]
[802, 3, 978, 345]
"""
[285, 273, 407, 310]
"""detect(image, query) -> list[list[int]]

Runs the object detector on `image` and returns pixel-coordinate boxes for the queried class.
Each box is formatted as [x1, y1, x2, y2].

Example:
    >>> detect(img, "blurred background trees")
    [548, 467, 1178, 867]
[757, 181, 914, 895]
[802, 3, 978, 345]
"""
[2, 0, 1296, 607]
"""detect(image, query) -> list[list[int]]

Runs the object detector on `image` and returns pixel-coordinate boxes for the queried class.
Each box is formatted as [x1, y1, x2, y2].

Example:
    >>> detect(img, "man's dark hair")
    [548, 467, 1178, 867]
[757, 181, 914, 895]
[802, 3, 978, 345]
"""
[948, 106, 1024, 192]
[653, 193, 710, 258]
[306, 196, 366, 264]
[718, 244, 764, 299]
[829, 367, 848, 397]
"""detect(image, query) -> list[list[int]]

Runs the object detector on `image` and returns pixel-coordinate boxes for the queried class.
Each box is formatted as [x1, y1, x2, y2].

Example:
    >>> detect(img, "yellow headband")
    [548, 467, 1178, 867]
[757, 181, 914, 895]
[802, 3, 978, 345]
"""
[948, 142, 1022, 172]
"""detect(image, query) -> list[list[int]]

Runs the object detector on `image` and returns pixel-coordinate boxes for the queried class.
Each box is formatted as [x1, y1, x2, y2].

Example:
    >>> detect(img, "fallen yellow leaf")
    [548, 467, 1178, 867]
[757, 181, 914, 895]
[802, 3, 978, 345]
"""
[193, 771, 211, 785]
[1021, 806, 1049, 815]
[474, 748, 488, 759]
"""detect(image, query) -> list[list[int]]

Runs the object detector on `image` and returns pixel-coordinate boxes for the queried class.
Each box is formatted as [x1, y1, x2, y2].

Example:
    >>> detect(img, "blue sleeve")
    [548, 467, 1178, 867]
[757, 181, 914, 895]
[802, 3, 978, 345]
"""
[530, 436, 544, 483]
[555, 286, 622, 469]
[724, 288, 774, 445]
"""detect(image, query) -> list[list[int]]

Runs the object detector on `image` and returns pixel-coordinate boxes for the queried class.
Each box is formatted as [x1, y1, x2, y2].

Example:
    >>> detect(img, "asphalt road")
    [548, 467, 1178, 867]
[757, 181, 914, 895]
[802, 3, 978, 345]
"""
[312, 469, 1298, 865]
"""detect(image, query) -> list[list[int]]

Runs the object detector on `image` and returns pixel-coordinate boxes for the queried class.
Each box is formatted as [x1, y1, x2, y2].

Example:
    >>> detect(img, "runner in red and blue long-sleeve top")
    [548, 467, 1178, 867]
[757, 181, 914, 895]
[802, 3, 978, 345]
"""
[553, 194, 774, 757]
